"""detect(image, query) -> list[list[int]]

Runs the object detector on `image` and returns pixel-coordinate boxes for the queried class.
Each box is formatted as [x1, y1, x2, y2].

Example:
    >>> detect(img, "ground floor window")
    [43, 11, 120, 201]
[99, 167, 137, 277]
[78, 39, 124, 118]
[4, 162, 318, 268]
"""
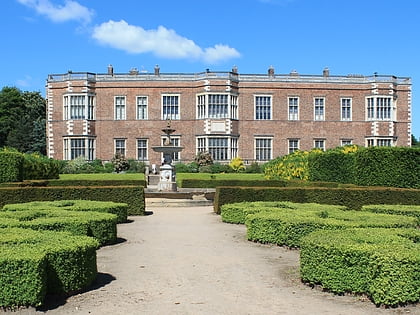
[255, 138, 272, 161]
[137, 139, 148, 161]
[314, 139, 325, 151]
[288, 139, 299, 154]
[341, 139, 353, 146]
[196, 136, 238, 161]
[63, 137, 95, 160]
[115, 139, 126, 156]
[366, 137, 393, 147]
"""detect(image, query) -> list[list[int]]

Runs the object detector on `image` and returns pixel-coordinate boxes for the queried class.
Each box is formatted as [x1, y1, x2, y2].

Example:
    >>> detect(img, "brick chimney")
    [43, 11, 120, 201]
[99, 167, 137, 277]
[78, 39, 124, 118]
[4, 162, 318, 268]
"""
[268, 65, 275, 78]
[154, 65, 160, 76]
[323, 67, 330, 77]
[107, 64, 113, 76]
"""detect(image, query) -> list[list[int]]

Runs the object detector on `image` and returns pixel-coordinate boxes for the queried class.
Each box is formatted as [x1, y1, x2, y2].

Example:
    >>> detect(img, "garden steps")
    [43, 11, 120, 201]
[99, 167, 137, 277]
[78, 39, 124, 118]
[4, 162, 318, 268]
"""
[145, 187, 215, 208]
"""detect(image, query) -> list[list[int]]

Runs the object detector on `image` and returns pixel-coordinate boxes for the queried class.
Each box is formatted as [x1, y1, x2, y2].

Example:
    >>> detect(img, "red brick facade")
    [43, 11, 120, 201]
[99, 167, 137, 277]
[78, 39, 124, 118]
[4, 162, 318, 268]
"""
[46, 67, 412, 165]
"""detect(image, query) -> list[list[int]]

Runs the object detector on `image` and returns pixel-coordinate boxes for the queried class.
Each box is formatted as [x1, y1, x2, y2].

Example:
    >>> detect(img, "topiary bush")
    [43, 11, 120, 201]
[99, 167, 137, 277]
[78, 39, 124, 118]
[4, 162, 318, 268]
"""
[300, 228, 420, 306]
[0, 148, 24, 183]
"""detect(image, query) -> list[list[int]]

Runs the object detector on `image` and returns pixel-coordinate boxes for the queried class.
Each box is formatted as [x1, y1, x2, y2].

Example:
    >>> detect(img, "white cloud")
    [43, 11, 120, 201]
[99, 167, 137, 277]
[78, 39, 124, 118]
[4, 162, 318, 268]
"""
[92, 20, 241, 64]
[17, 0, 94, 24]
[16, 75, 33, 88]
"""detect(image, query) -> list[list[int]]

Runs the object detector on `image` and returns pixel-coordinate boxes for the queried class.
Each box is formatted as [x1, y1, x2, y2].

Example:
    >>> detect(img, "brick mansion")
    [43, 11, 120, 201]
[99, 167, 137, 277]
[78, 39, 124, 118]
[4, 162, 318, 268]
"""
[46, 66, 412, 165]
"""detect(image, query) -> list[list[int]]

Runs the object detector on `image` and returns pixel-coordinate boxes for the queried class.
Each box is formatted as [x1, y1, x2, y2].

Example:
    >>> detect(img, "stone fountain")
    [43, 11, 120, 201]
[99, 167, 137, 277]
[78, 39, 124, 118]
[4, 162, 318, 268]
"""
[152, 119, 184, 191]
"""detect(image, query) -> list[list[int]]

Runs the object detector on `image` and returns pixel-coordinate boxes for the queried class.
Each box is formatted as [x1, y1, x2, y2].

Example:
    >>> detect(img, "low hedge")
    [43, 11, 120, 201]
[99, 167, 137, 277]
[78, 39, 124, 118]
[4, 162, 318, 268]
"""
[3, 200, 128, 223]
[0, 185, 145, 215]
[0, 209, 117, 246]
[0, 227, 98, 307]
[214, 186, 420, 214]
[245, 203, 418, 248]
[300, 228, 420, 306]
[361, 204, 420, 222]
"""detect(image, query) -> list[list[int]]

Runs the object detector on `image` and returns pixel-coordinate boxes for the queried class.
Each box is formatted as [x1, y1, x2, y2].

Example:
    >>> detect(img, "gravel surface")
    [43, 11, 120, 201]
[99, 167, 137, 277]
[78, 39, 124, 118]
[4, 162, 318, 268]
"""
[5, 206, 419, 315]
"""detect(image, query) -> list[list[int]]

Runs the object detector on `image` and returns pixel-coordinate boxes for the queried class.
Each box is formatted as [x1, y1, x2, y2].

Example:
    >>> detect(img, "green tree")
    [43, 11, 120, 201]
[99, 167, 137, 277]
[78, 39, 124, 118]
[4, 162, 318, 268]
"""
[0, 87, 25, 148]
[411, 134, 419, 147]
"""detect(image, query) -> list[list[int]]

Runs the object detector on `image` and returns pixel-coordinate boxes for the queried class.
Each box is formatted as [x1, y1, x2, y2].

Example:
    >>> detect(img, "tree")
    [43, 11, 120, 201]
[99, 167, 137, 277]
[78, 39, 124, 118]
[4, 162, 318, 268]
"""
[0, 87, 46, 154]
[412, 134, 419, 147]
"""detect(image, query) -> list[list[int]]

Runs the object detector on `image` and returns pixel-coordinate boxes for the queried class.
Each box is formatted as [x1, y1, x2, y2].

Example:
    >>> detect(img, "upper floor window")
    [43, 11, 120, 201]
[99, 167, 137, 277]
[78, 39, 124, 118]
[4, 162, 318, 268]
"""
[367, 96, 393, 120]
[255, 96, 272, 120]
[230, 95, 238, 120]
[314, 97, 325, 121]
[209, 94, 229, 118]
[288, 97, 299, 121]
[115, 139, 126, 156]
[162, 95, 180, 120]
[115, 96, 126, 120]
[196, 93, 237, 119]
[137, 96, 148, 120]
[63, 94, 95, 120]
[341, 98, 352, 121]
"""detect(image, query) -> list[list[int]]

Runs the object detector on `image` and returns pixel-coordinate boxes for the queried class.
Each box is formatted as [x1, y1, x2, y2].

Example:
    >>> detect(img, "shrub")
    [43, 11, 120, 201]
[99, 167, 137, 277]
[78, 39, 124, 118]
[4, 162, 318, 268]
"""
[245, 162, 264, 173]
[0, 148, 24, 183]
[0, 227, 98, 307]
[195, 151, 213, 167]
[111, 153, 129, 173]
[22, 152, 60, 180]
[245, 202, 417, 248]
[300, 228, 420, 306]
[61, 156, 94, 174]
[361, 204, 420, 221]
[127, 159, 146, 173]
[229, 157, 245, 172]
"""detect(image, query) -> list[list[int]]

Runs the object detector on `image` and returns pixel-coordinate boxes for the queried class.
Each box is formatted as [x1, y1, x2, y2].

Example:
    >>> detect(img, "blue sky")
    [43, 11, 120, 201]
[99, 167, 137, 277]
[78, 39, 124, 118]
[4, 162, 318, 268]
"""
[2, 0, 420, 137]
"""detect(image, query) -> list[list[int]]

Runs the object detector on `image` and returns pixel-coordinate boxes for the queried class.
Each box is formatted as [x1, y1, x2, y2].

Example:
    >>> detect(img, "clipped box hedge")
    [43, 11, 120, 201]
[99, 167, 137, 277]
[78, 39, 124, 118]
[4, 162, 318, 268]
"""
[214, 186, 420, 214]
[0, 227, 98, 307]
[300, 228, 420, 306]
[245, 203, 418, 248]
[361, 204, 420, 221]
[0, 185, 145, 215]
[3, 200, 128, 223]
[0, 151, 24, 183]
[0, 209, 117, 246]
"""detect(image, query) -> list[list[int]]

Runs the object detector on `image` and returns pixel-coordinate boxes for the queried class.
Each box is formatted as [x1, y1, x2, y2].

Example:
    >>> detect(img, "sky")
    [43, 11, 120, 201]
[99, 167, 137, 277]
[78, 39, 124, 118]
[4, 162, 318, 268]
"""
[2, 0, 420, 137]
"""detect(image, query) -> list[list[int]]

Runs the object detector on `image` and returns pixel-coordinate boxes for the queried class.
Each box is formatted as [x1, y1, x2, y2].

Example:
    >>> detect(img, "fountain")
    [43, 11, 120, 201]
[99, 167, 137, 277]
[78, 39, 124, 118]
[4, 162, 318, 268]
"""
[152, 119, 184, 191]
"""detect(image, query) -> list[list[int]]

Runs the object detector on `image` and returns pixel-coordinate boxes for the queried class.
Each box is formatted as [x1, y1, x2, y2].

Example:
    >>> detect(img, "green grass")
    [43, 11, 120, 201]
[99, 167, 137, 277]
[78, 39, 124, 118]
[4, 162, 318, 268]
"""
[59, 173, 145, 181]
[176, 173, 266, 182]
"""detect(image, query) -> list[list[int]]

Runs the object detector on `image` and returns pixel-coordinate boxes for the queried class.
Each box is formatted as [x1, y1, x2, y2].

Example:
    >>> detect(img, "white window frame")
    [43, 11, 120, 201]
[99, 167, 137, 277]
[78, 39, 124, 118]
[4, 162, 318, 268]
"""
[255, 138, 272, 161]
[288, 97, 299, 121]
[136, 96, 148, 120]
[114, 138, 126, 156]
[162, 94, 180, 120]
[137, 138, 148, 161]
[255, 95, 272, 120]
[196, 136, 238, 161]
[341, 98, 352, 121]
[288, 139, 300, 154]
[366, 137, 394, 147]
[208, 94, 229, 119]
[115, 96, 126, 120]
[314, 139, 325, 151]
[63, 94, 95, 120]
[314, 97, 325, 121]
[341, 139, 353, 146]
[366, 96, 394, 121]
[63, 137, 95, 160]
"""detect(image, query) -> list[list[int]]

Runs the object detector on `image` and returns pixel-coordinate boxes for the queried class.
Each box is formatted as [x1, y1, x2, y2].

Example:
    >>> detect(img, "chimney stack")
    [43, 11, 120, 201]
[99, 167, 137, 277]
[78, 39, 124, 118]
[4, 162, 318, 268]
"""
[323, 67, 330, 77]
[268, 65, 275, 78]
[154, 65, 160, 76]
[107, 64, 114, 76]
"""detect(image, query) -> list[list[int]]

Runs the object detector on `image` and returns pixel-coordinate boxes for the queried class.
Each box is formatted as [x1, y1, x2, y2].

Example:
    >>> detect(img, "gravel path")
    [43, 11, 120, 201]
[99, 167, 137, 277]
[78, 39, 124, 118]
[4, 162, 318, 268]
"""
[7, 206, 419, 315]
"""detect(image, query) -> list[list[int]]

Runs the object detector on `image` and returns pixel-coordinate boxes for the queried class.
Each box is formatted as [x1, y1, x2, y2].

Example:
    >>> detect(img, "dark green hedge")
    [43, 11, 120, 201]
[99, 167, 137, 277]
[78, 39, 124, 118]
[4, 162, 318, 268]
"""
[22, 153, 60, 180]
[300, 228, 420, 306]
[0, 185, 145, 215]
[0, 227, 98, 307]
[308, 151, 356, 184]
[0, 151, 24, 183]
[354, 147, 420, 188]
[245, 204, 417, 248]
[0, 209, 117, 246]
[213, 186, 420, 214]
[3, 200, 128, 223]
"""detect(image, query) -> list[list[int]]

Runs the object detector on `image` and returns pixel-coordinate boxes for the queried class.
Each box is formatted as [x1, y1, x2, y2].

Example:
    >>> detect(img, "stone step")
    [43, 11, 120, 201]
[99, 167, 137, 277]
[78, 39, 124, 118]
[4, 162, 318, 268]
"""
[146, 198, 213, 208]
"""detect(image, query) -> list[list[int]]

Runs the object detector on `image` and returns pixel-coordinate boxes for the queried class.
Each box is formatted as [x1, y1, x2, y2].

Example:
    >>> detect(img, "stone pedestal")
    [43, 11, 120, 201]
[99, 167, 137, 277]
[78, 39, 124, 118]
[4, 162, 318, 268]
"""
[157, 164, 177, 191]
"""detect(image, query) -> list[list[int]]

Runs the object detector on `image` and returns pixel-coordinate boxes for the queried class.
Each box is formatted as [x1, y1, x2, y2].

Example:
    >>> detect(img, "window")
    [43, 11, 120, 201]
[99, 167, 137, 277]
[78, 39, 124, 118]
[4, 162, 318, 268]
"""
[314, 98, 325, 120]
[255, 96, 272, 120]
[231, 137, 238, 159]
[197, 95, 206, 119]
[208, 138, 228, 161]
[341, 139, 353, 146]
[341, 98, 352, 121]
[288, 139, 299, 154]
[137, 96, 148, 120]
[162, 95, 179, 120]
[377, 139, 392, 146]
[197, 137, 206, 153]
[63, 138, 95, 160]
[367, 96, 393, 120]
[366, 138, 393, 147]
[288, 97, 299, 120]
[314, 139, 325, 151]
[115, 139, 126, 156]
[115, 96, 126, 120]
[230, 95, 238, 120]
[137, 139, 148, 161]
[209, 94, 229, 118]
[63, 94, 95, 120]
[255, 138, 272, 161]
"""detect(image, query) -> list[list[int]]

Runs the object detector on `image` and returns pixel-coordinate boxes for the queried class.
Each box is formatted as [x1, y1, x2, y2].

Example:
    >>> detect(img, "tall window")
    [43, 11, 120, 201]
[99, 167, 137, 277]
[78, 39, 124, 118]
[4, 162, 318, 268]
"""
[63, 94, 95, 120]
[314, 98, 325, 121]
[197, 95, 206, 119]
[63, 138, 95, 160]
[162, 95, 179, 120]
[115, 96, 126, 120]
[288, 139, 299, 154]
[209, 94, 228, 118]
[137, 139, 148, 161]
[231, 137, 238, 159]
[314, 139, 325, 151]
[288, 97, 299, 120]
[255, 96, 272, 120]
[208, 138, 228, 161]
[115, 139, 126, 156]
[255, 138, 272, 161]
[367, 96, 392, 120]
[137, 96, 148, 120]
[230, 95, 238, 120]
[197, 137, 206, 153]
[341, 98, 352, 121]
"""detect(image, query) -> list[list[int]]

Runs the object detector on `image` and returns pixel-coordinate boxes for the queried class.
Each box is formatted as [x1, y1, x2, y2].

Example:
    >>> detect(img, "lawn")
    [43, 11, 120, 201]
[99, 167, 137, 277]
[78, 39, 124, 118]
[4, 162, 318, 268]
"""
[176, 173, 266, 181]
[59, 173, 146, 181]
